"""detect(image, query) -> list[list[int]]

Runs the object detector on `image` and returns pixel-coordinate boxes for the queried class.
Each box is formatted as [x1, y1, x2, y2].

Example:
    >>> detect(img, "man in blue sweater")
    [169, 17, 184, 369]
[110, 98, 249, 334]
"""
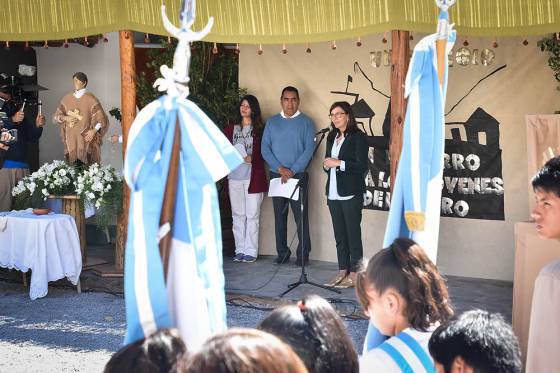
[261, 86, 315, 265]
[0, 73, 45, 211]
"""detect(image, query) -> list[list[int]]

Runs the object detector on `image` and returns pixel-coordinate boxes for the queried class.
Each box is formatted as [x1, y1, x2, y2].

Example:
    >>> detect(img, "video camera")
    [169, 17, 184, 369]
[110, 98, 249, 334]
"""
[0, 72, 47, 128]
[0, 128, 17, 146]
[0, 72, 46, 115]
[0, 73, 22, 127]
[0, 96, 20, 124]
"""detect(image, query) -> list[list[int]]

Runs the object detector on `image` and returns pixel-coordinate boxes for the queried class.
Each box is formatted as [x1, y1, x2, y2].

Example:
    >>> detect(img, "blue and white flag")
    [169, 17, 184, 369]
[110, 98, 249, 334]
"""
[364, 27, 456, 355]
[382, 30, 456, 264]
[123, 95, 242, 349]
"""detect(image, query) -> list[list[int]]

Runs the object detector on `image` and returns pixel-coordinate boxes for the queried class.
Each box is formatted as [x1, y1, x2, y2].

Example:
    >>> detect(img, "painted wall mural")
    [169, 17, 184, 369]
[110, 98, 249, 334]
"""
[331, 62, 506, 220]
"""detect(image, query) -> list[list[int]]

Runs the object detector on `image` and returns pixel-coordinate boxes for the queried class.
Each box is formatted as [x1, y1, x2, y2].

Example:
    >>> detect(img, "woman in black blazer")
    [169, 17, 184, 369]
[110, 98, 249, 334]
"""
[322, 101, 369, 289]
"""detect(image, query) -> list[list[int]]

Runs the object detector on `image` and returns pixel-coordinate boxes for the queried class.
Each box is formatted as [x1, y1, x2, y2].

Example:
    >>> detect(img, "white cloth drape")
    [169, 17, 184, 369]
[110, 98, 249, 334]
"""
[0, 209, 82, 299]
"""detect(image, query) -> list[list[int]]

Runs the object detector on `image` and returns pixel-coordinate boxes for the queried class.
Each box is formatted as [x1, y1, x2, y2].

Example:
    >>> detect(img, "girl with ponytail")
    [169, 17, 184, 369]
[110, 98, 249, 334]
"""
[356, 237, 453, 372]
[258, 294, 358, 373]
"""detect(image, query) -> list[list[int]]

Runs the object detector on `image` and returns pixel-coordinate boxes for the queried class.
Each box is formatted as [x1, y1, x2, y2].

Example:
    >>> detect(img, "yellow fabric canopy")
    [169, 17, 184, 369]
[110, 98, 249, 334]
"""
[0, 0, 559, 42]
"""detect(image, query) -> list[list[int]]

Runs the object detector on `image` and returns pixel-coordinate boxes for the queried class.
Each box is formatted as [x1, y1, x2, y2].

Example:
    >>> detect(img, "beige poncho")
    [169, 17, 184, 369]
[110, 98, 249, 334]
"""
[54, 92, 108, 165]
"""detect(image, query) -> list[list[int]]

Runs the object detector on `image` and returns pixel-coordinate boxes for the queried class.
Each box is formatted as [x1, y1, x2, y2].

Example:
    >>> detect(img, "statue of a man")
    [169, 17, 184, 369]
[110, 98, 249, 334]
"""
[53, 72, 108, 165]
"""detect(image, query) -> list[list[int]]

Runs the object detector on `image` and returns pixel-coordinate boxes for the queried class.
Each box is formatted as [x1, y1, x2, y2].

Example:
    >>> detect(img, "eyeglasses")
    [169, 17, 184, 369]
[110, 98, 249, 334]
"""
[328, 112, 347, 119]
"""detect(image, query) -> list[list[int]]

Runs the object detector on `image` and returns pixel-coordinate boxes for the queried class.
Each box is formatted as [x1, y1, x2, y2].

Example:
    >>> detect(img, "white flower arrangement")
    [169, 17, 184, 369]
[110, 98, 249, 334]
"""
[12, 160, 122, 228]
[75, 163, 119, 210]
[12, 160, 76, 206]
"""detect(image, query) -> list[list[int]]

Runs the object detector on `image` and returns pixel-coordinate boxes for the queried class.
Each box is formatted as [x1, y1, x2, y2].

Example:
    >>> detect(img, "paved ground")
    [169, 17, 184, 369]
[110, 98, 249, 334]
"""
[0, 250, 513, 373]
[222, 255, 513, 321]
[0, 279, 369, 372]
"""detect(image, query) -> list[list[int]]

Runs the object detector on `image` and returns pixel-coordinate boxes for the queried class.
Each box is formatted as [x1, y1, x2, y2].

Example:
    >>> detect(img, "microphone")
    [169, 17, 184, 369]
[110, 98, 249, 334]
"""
[315, 127, 330, 135]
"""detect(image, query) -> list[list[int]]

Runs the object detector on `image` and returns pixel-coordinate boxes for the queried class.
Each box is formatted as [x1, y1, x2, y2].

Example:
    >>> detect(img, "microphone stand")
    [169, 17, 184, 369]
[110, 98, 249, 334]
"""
[280, 129, 341, 297]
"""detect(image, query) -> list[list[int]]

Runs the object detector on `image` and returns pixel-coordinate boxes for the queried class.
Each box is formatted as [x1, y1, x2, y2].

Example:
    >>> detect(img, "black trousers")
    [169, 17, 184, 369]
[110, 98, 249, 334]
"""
[271, 172, 311, 260]
[327, 195, 364, 272]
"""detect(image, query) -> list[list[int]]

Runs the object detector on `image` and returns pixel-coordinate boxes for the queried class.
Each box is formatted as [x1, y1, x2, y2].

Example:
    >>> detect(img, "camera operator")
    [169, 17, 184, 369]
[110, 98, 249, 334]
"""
[0, 73, 45, 211]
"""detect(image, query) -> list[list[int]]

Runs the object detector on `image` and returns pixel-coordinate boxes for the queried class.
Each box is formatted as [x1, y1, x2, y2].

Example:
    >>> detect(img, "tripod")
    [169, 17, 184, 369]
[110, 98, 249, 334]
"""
[279, 130, 341, 297]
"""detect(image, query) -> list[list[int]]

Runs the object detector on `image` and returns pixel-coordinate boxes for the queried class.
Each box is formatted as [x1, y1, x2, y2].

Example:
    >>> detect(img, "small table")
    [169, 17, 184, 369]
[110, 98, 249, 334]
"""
[0, 209, 82, 300]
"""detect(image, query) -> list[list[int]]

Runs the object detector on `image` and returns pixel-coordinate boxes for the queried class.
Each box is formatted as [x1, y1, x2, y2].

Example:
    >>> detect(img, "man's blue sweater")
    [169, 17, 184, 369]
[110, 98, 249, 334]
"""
[261, 113, 315, 174]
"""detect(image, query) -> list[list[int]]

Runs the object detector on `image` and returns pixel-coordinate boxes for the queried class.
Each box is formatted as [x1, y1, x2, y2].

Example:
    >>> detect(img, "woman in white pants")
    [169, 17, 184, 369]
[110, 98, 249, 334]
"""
[224, 95, 268, 262]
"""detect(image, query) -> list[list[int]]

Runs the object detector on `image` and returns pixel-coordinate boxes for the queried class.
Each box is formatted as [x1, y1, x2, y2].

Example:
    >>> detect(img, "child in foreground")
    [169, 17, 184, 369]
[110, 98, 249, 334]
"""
[356, 237, 453, 372]
[258, 294, 358, 373]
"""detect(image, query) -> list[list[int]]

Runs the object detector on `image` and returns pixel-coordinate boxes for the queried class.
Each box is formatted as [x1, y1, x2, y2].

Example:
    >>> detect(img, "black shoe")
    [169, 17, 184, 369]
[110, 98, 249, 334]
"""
[275, 255, 290, 264]
[295, 257, 309, 266]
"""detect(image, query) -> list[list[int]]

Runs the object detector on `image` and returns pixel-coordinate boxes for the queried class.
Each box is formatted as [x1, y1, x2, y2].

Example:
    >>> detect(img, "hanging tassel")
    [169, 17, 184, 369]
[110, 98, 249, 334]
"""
[144, 33, 151, 44]
[409, 34, 414, 41]
[331, 40, 337, 50]
[282, 43, 287, 54]
[382, 31, 388, 44]
[305, 43, 311, 53]
[84, 36, 89, 46]
[356, 37, 362, 47]
[167, 35, 171, 44]
[24, 41, 30, 50]
[257, 44, 263, 55]
[463, 38, 469, 47]
[522, 38, 529, 46]
[43, 40, 49, 49]
[235, 43, 240, 54]
[5, 41, 9, 50]
[103, 34, 109, 43]
[492, 39, 498, 48]
[64, 39, 69, 48]
[212, 42, 218, 54]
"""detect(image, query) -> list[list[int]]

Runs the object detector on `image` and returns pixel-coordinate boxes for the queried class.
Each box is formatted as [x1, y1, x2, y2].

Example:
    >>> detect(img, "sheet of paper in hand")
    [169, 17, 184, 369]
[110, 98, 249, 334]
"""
[268, 177, 300, 200]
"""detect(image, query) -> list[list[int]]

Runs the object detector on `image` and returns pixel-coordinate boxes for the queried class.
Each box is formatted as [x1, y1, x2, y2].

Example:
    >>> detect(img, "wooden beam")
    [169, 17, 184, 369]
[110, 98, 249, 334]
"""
[389, 30, 410, 194]
[115, 30, 136, 271]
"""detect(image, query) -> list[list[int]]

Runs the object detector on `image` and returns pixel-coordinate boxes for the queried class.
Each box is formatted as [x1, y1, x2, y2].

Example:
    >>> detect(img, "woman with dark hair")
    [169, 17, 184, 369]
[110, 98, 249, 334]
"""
[224, 95, 268, 263]
[180, 328, 308, 373]
[322, 101, 369, 288]
[355, 237, 454, 372]
[104, 328, 186, 373]
[258, 294, 359, 373]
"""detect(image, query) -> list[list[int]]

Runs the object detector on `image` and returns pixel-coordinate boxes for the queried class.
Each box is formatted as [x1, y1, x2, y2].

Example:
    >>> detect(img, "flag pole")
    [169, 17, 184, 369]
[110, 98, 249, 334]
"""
[156, 0, 213, 281]
[159, 118, 181, 280]
[156, 0, 188, 282]
[435, 0, 456, 87]
[436, 41, 446, 87]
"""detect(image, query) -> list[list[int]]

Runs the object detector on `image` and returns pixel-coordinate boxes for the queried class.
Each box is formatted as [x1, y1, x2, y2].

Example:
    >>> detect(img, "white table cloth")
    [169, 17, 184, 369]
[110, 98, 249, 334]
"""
[0, 209, 82, 300]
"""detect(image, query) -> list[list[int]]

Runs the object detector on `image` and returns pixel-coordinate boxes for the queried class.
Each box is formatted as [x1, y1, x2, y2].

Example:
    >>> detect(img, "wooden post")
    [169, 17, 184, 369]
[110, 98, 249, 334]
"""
[115, 30, 136, 271]
[389, 30, 410, 194]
